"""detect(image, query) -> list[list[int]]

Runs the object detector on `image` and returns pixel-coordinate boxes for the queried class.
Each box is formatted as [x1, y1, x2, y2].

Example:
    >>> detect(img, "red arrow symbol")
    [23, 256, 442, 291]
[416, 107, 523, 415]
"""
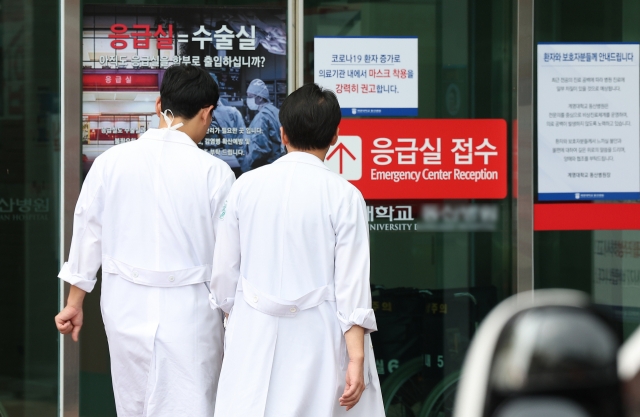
[327, 142, 356, 174]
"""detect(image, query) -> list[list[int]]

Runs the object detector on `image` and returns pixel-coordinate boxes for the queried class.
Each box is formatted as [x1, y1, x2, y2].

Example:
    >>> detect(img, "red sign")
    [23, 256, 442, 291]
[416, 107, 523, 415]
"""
[109, 23, 174, 50]
[83, 74, 159, 91]
[327, 119, 508, 200]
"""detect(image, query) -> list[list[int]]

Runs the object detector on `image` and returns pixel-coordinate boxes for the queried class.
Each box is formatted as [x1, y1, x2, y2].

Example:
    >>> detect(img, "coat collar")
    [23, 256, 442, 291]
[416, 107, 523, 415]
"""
[275, 151, 330, 170]
[141, 128, 198, 148]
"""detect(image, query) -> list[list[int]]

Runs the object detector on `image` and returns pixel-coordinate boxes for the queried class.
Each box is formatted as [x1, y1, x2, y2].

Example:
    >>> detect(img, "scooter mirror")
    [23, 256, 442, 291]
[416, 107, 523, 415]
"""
[619, 325, 640, 417]
[492, 397, 590, 417]
[453, 290, 623, 417]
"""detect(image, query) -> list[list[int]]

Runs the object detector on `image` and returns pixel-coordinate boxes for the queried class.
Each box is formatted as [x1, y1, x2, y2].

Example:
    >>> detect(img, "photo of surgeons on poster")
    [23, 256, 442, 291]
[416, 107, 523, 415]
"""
[82, 5, 287, 178]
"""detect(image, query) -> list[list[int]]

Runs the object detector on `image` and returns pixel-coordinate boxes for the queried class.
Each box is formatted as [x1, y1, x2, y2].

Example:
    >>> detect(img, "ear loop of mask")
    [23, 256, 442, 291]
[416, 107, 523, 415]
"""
[160, 109, 184, 130]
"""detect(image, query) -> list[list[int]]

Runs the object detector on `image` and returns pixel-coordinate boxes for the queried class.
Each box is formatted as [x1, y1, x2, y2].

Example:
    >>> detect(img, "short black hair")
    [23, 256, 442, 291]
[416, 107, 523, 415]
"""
[160, 65, 219, 119]
[279, 83, 341, 150]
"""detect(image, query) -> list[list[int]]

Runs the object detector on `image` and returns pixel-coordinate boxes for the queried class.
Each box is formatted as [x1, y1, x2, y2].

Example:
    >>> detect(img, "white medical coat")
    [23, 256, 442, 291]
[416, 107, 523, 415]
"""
[210, 151, 385, 417]
[59, 128, 235, 417]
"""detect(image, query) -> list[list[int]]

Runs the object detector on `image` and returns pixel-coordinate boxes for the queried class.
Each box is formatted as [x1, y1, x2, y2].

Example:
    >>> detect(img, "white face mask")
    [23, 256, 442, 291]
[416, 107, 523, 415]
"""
[246, 97, 259, 111]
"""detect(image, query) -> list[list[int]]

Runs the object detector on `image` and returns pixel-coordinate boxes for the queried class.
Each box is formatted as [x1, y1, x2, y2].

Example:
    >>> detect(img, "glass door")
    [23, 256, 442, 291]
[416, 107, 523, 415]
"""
[77, 1, 288, 415]
[534, 0, 640, 342]
[305, 0, 516, 415]
[0, 0, 62, 416]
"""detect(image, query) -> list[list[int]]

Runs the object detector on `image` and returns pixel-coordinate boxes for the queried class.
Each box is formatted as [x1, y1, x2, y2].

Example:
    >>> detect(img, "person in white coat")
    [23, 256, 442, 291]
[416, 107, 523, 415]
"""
[209, 83, 385, 417]
[54, 65, 235, 417]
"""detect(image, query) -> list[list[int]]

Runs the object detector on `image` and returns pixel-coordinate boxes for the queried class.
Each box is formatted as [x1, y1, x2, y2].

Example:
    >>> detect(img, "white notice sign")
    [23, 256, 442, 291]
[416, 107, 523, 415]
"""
[537, 43, 640, 201]
[314, 37, 418, 117]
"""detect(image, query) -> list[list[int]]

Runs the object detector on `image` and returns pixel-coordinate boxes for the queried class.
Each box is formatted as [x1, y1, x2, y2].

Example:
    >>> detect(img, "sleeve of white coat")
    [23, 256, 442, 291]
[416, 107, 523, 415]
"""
[57, 157, 106, 293]
[208, 182, 241, 314]
[334, 190, 377, 335]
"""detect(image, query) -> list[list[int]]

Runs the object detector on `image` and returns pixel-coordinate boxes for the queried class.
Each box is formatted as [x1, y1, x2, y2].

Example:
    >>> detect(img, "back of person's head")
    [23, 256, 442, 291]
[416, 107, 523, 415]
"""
[279, 83, 341, 150]
[160, 65, 219, 119]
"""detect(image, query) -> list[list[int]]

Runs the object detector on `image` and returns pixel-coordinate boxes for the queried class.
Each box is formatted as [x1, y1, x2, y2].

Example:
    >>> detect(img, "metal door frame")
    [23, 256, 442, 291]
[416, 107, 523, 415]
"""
[516, 0, 535, 297]
[59, 0, 81, 415]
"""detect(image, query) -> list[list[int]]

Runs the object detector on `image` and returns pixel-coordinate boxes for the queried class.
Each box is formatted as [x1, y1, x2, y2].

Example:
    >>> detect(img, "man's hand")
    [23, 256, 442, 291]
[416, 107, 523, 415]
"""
[339, 358, 365, 411]
[55, 305, 83, 342]
[55, 285, 87, 342]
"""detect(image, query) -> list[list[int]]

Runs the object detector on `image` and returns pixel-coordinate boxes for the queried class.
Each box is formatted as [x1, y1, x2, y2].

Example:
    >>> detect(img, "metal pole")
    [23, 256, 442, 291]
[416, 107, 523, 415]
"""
[59, 0, 81, 415]
[516, 0, 535, 296]
[296, 0, 304, 88]
[287, 0, 296, 94]
[287, 0, 305, 93]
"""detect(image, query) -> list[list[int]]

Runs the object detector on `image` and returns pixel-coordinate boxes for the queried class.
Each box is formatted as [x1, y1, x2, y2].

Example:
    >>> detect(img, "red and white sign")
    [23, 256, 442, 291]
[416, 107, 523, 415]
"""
[83, 73, 159, 91]
[325, 136, 362, 180]
[326, 119, 507, 200]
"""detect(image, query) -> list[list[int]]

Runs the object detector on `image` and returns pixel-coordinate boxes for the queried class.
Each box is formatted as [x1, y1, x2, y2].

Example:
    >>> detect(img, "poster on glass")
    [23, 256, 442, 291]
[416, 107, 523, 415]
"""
[314, 36, 418, 117]
[82, 5, 287, 178]
[537, 43, 640, 201]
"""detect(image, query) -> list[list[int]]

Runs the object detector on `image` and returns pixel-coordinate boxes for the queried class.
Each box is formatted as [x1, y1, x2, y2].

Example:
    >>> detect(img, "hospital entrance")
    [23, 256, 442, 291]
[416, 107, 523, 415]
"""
[3, 0, 527, 414]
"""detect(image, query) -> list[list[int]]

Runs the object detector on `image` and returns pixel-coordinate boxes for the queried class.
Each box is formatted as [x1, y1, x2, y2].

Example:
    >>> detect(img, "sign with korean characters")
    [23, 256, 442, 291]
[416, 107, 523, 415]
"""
[314, 37, 418, 117]
[324, 119, 507, 200]
[537, 43, 640, 201]
[593, 231, 640, 316]
[82, 4, 287, 179]
[84, 5, 286, 70]
[83, 73, 159, 91]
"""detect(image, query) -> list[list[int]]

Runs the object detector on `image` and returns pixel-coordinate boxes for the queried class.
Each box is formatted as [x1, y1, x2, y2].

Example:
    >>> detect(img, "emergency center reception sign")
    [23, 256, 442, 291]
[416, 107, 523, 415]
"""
[325, 119, 507, 200]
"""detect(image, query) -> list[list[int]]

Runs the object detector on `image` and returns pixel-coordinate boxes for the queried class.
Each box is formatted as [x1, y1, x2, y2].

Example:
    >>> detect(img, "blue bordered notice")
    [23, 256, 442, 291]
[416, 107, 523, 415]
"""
[537, 43, 640, 201]
[314, 37, 418, 117]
